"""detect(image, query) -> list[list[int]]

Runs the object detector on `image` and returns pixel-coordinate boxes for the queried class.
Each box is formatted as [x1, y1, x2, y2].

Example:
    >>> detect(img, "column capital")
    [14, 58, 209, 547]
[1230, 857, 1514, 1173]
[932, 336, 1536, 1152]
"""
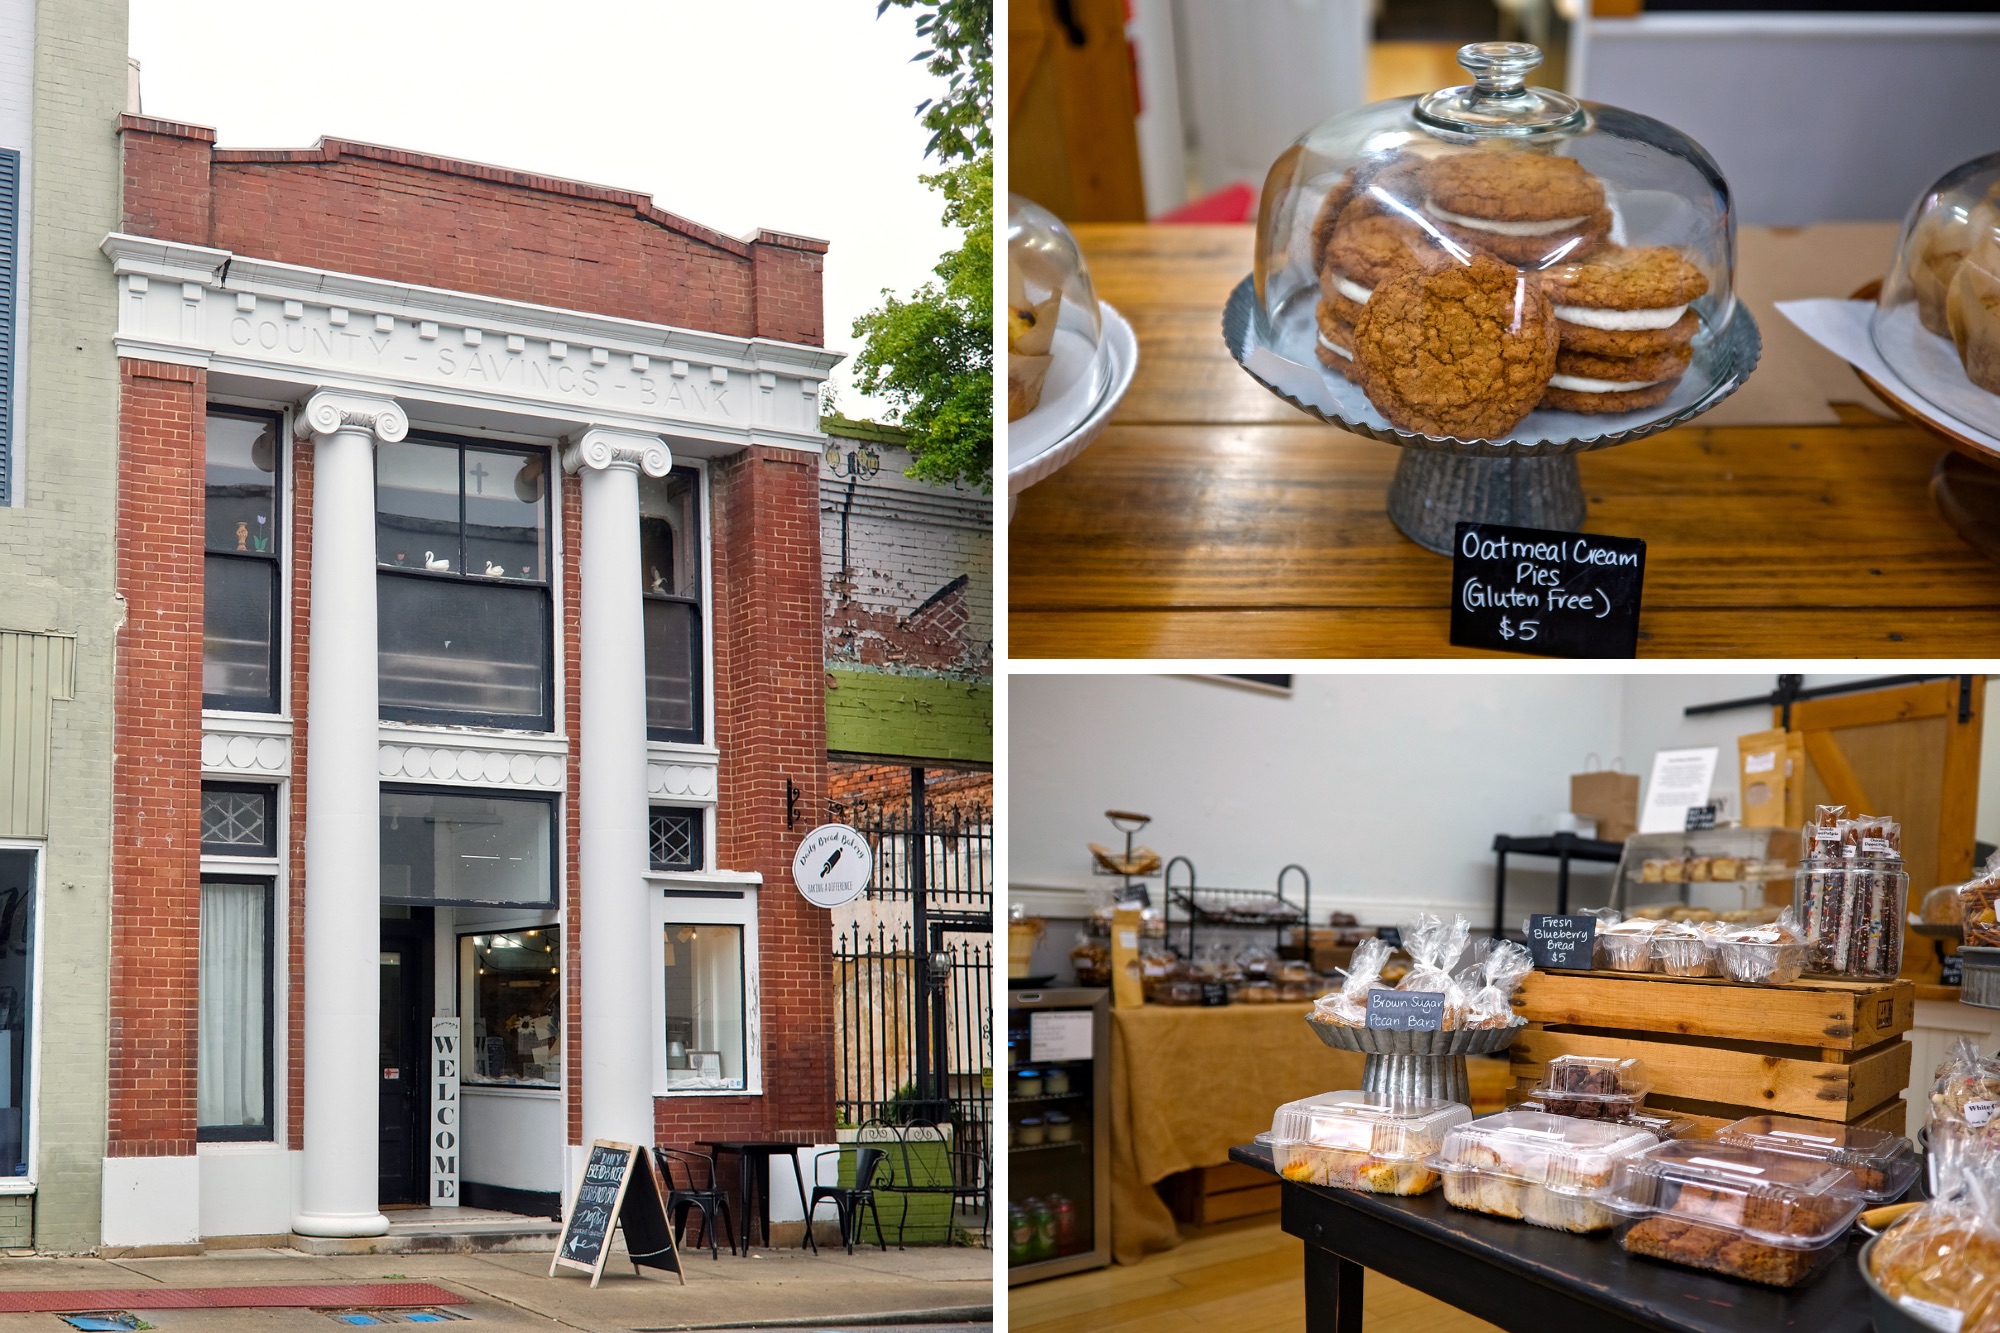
[297, 390, 409, 444]
[563, 426, 671, 478]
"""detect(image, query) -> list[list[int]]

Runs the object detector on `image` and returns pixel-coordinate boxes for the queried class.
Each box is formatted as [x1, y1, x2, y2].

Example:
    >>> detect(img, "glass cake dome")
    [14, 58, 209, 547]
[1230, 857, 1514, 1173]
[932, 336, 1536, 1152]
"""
[1243, 41, 1750, 449]
[1008, 194, 1104, 425]
[1871, 151, 2000, 434]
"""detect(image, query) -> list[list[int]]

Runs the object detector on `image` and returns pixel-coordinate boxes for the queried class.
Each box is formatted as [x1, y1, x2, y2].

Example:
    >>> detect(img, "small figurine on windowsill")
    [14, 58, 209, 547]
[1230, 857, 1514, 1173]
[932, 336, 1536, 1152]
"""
[485, 560, 506, 576]
[235, 521, 249, 551]
[425, 551, 451, 571]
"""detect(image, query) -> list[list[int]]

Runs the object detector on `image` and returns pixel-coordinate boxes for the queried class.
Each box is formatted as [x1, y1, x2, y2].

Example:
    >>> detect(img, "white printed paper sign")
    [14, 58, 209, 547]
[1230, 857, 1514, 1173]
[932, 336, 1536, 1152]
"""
[1639, 748, 1720, 834]
[1030, 1010, 1094, 1063]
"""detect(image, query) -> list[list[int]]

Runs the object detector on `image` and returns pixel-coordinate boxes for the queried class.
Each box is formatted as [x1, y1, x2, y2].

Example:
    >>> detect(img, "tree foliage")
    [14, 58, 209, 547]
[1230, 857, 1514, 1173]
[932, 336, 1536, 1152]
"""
[850, 153, 992, 490]
[853, 0, 995, 490]
[878, 0, 993, 164]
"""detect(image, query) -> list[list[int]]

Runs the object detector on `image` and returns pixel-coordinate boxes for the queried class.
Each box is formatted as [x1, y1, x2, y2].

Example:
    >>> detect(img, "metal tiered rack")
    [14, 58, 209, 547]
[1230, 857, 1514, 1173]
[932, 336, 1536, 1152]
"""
[1162, 857, 1312, 960]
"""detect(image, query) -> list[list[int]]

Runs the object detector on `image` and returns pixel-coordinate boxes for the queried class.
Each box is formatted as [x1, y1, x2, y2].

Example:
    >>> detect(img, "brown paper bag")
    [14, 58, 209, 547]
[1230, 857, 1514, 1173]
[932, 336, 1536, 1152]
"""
[1111, 906, 1145, 1010]
[1571, 760, 1639, 843]
[1784, 731, 1807, 829]
[1737, 727, 1791, 828]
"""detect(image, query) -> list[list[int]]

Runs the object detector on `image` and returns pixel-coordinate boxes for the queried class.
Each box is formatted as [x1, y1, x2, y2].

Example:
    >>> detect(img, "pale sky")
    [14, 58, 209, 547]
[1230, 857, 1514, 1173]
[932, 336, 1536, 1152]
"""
[128, 0, 962, 419]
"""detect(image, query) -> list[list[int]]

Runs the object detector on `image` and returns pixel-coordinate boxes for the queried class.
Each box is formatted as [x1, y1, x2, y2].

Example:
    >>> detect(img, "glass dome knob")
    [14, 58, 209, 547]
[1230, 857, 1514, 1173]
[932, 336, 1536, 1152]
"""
[1415, 41, 1585, 139]
[1459, 42, 1541, 96]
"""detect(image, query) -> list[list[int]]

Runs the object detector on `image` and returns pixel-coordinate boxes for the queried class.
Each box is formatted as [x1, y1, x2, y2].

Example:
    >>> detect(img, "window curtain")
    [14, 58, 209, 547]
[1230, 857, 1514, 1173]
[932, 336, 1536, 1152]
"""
[199, 881, 267, 1129]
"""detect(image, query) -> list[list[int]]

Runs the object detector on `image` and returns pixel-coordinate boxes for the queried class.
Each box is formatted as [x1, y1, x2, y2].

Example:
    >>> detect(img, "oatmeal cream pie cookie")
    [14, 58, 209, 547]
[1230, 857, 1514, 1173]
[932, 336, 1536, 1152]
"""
[1314, 300, 1357, 378]
[1542, 245, 1708, 357]
[1306, 151, 1444, 274]
[1542, 342, 1692, 414]
[1420, 151, 1610, 268]
[1352, 251, 1558, 439]
[1320, 211, 1454, 325]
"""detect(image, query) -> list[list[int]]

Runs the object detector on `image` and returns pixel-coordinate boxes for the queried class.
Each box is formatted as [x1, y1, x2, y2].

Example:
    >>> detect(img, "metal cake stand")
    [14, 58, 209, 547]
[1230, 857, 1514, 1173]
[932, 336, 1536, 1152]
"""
[1222, 277, 1763, 554]
[1304, 1015, 1523, 1104]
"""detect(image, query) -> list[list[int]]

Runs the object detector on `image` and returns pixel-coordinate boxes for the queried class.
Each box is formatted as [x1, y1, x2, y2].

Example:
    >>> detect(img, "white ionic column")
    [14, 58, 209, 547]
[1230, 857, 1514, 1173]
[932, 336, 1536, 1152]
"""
[564, 427, 672, 1149]
[294, 390, 407, 1238]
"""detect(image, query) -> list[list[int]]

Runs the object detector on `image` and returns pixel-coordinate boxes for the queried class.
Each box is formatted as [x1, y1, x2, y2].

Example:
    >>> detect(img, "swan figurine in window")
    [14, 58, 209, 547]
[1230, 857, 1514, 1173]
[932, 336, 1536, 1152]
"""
[484, 560, 506, 577]
[424, 550, 451, 571]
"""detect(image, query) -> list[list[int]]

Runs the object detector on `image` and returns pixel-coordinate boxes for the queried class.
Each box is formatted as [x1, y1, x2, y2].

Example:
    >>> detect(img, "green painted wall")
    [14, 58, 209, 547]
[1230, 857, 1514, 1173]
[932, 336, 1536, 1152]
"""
[0, 0, 129, 1252]
[826, 669, 991, 766]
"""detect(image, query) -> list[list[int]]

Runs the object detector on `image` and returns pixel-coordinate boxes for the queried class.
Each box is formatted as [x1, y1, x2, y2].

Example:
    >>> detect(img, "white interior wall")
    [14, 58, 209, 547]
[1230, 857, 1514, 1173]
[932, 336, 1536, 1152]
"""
[1012, 674, 2000, 929]
[1010, 674, 1623, 925]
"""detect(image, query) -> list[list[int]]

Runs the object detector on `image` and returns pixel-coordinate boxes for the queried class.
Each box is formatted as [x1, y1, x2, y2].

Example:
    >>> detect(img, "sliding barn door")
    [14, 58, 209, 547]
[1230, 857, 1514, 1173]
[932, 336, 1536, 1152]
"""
[1780, 676, 1985, 983]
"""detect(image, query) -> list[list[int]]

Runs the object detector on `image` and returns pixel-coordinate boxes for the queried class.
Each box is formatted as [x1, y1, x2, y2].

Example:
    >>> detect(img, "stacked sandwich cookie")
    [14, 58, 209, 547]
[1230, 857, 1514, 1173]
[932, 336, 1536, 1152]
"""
[1541, 246, 1709, 412]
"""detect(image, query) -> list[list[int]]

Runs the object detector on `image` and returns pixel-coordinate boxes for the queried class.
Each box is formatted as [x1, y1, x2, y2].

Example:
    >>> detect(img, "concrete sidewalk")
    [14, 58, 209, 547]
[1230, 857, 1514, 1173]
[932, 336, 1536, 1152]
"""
[0, 1240, 993, 1332]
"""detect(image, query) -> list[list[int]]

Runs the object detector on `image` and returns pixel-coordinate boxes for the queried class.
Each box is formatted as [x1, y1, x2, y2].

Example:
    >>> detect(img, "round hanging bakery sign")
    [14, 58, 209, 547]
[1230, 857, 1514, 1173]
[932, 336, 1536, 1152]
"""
[791, 824, 873, 908]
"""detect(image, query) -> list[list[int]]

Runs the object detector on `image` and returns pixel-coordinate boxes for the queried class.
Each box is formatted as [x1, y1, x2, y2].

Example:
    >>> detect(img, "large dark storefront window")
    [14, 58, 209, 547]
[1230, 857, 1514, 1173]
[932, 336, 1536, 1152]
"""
[376, 437, 551, 730]
[0, 851, 32, 1175]
[380, 787, 556, 907]
[203, 408, 284, 712]
[640, 468, 703, 743]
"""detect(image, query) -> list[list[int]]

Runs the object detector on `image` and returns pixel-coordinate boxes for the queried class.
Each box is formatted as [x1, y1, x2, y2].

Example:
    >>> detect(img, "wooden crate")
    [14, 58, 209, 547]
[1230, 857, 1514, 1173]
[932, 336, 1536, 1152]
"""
[1161, 1161, 1282, 1226]
[1509, 970, 1915, 1135]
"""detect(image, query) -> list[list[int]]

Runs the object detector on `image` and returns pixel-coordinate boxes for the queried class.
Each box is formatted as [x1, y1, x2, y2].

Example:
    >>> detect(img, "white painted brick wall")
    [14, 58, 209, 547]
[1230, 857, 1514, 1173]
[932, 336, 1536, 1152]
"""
[820, 441, 992, 672]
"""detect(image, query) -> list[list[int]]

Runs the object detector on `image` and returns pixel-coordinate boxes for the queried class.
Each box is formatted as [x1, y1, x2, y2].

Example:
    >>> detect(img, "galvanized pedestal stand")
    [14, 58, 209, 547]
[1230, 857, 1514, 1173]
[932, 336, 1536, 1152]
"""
[1305, 1016, 1523, 1104]
[1222, 279, 1763, 555]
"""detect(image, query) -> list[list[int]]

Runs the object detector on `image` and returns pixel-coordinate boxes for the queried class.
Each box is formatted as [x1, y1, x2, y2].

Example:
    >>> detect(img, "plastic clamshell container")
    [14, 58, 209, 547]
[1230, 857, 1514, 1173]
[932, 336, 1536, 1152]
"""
[1713, 1115, 1918, 1204]
[1605, 1140, 1866, 1288]
[1264, 1090, 1473, 1195]
[1431, 1110, 1657, 1232]
[1534, 1055, 1649, 1116]
[1514, 1099, 1693, 1141]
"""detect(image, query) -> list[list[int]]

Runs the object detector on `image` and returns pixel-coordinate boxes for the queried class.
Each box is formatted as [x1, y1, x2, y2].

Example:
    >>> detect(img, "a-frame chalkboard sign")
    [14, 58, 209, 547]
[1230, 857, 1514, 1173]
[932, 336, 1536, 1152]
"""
[549, 1139, 685, 1287]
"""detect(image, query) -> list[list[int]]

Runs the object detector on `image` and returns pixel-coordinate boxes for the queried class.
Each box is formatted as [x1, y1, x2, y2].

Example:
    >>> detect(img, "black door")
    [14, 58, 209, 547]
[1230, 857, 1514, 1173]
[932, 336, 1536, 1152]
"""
[379, 911, 432, 1206]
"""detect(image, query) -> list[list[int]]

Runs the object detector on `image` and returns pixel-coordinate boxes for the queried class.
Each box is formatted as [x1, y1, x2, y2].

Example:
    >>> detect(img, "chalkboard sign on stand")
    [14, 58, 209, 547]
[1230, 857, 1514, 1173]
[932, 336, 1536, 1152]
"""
[549, 1139, 685, 1287]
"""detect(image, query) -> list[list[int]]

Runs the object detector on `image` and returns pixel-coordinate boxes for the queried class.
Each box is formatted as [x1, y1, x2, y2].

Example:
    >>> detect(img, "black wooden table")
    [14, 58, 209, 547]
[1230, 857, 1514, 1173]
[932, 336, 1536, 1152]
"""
[696, 1138, 820, 1255]
[1491, 832, 1626, 934]
[1228, 1143, 1874, 1333]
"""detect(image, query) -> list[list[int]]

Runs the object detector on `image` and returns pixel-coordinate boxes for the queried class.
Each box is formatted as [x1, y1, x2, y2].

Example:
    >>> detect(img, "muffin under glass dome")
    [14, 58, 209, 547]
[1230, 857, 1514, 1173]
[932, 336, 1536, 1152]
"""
[1872, 150, 2000, 435]
[1242, 41, 1752, 451]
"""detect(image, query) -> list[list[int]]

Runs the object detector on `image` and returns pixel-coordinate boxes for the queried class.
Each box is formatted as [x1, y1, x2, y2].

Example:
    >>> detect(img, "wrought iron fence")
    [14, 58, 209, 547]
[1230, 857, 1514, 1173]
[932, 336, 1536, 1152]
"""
[834, 798, 993, 908]
[830, 793, 993, 1185]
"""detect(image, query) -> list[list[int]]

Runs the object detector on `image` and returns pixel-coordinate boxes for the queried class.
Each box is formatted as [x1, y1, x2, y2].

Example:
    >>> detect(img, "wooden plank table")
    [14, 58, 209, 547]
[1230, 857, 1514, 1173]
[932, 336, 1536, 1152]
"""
[1008, 225, 2000, 657]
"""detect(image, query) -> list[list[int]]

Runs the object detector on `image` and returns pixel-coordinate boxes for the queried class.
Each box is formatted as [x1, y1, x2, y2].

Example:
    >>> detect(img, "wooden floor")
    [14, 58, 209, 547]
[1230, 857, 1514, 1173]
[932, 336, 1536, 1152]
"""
[1010, 1216, 1500, 1333]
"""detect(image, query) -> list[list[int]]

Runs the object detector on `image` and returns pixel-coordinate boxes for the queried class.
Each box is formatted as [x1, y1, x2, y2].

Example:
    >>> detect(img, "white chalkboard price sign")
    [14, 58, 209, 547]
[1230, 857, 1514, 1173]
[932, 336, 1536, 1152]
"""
[1448, 522, 1646, 659]
[549, 1139, 685, 1288]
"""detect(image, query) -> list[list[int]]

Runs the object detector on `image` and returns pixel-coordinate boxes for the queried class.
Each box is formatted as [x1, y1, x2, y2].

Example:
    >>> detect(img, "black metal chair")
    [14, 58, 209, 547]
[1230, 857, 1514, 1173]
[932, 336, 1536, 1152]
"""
[802, 1143, 890, 1254]
[655, 1146, 736, 1260]
[946, 1145, 991, 1249]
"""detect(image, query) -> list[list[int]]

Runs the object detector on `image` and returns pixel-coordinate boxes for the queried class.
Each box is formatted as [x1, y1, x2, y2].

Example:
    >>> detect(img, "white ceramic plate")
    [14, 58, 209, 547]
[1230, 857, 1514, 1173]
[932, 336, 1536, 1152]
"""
[1007, 301, 1137, 504]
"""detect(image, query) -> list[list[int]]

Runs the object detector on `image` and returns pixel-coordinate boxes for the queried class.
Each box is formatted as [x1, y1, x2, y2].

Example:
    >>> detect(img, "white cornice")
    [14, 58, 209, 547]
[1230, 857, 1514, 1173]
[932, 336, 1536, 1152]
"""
[103, 233, 840, 451]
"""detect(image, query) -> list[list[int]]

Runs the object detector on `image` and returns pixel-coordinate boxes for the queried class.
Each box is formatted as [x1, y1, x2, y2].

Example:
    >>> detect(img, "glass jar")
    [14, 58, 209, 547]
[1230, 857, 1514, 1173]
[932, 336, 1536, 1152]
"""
[1017, 1116, 1047, 1147]
[1043, 1067, 1071, 1097]
[1016, 1068, 1043, 1099]
[1044, 1111, 1074, 1143]
[1793, 859, 1909, 980]
[1247, 41, 1741, 448]
[1872, 152, 2000, 434]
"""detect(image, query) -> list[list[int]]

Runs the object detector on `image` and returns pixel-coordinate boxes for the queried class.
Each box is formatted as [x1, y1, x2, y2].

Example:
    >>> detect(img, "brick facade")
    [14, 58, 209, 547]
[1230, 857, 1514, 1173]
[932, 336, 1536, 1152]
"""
[109, 359, 207, 1158]
[113, 116, 837, 1205]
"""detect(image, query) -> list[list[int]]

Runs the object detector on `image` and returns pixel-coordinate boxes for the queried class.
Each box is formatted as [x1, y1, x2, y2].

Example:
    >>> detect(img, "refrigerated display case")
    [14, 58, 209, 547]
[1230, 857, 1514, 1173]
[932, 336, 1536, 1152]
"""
[1007, 986, 1110, 1284]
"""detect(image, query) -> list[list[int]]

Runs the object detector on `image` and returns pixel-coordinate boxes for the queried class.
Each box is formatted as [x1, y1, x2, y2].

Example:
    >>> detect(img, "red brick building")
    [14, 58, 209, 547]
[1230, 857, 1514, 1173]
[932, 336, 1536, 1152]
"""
[105, 114, 842, 1245]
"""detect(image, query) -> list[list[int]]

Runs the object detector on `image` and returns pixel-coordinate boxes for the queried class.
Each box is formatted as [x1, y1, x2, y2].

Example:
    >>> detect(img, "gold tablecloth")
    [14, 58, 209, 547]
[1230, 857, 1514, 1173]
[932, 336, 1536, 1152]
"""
[1109, 1003, 1365, 1264]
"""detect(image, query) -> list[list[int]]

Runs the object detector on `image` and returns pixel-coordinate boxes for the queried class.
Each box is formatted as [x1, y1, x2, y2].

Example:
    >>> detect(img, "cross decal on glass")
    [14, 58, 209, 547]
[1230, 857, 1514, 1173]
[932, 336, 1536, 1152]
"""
[468, 459, 491, 493]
